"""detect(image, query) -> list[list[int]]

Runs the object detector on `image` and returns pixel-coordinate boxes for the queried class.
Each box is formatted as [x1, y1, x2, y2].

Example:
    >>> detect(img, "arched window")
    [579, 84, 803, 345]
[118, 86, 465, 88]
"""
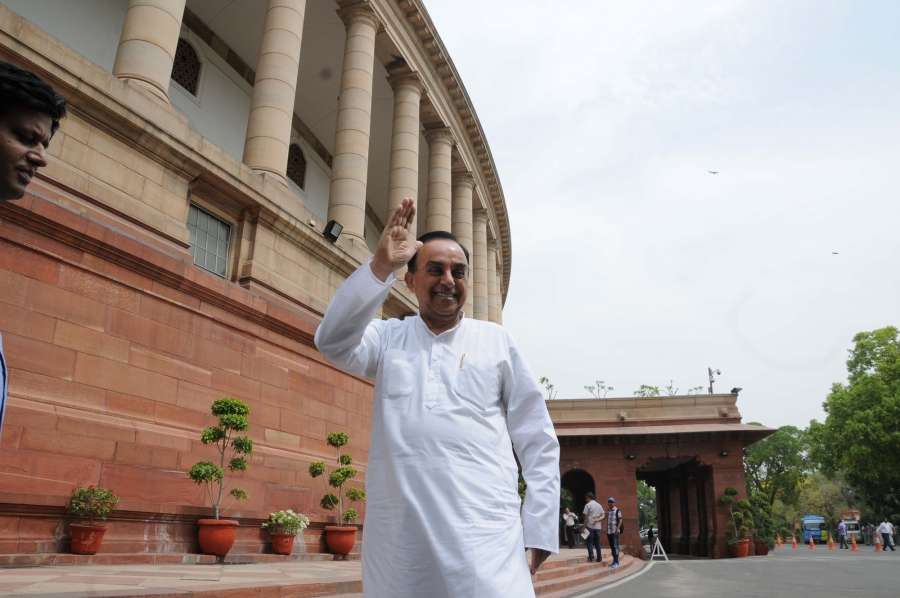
[172, 38, 201, 95]
[286, 143, 306, 189]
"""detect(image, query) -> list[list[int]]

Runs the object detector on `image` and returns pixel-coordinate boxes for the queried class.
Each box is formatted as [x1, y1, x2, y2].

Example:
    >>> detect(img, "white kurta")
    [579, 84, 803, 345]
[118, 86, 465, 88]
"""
[315, 261, 560, 598]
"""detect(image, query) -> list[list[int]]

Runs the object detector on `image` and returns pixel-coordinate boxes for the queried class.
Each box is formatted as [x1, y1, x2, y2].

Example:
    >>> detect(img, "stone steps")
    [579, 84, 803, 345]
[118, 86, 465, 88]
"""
[536, 555, 640, 597]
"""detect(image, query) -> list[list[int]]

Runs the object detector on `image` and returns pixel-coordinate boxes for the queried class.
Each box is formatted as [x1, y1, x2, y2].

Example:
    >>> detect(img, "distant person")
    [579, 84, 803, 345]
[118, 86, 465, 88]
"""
[582, 492, 605, 563]
[647, 526, 655, 546]
[562, 507, 578, 549]
[606, 497, 623, 568]
[837, 520, 848, 549]
[0, 61, 66, 436]
[879, 520, 895, 551]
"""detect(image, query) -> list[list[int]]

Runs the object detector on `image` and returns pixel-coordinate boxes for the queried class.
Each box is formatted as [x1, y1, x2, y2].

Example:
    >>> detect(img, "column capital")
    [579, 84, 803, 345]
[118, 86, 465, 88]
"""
[337, 1, 380, 30]
[387, 63, 424, 92]
[424, 126, 454, 146]
[452, 170, 476, 190]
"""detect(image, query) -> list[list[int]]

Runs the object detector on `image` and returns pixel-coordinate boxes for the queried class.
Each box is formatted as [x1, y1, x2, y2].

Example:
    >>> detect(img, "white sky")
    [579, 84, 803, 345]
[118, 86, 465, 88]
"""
[426, 0, 900, 427]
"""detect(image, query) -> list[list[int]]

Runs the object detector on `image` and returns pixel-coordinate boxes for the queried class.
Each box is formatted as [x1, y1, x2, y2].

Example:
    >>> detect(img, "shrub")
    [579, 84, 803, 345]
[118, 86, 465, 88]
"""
[261, 510, 310, 536]
[67, 486, 119, 525]
[187, 397, 252, 519]
[309, 431, 366, 524]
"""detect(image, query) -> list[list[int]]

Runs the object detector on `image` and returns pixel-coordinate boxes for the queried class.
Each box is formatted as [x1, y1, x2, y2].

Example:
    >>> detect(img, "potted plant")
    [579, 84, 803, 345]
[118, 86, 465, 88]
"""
[66, 485, 119, 555]
[309, 432, 366, 556]
[749, 492, 775, 555]
[719, 487, 752, 557]
[261, 509, 310, 555]
[187, 397, 252, 558]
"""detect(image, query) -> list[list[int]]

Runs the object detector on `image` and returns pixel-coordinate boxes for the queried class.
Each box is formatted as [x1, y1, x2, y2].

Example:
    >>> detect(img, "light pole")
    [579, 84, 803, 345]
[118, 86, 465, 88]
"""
[707, 367, 721, 394]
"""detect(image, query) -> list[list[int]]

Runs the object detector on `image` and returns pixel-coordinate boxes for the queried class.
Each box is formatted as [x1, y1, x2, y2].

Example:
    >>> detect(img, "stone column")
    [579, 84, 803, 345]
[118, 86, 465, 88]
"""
[487, 240, 500, 323]
[472, 210, 488, 320]
[493, 253, 504, 324]
[387, 68, 423, 239]
[327, 3, 379, 243]
[424, 128, 453, 232]
[451, 171, 474, 315]
[113, 0, 187, 102]
[242, 0, 307, 179]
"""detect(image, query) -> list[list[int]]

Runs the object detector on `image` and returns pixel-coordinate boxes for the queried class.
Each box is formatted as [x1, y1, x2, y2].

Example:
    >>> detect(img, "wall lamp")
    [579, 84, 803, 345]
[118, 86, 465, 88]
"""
[719, 450, 729, 457]
[323, 220, 343, 243]
[625, 454, 636, 461]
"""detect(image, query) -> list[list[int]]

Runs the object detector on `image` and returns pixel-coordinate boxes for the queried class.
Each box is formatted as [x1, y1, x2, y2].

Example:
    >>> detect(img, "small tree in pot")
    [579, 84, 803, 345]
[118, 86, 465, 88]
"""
[309, 432, 366, 556]
[719, 487, 753, 557]
[261, 509, 309, 555]
[187, 397, 252, 558]
[67, 485, 119, 554]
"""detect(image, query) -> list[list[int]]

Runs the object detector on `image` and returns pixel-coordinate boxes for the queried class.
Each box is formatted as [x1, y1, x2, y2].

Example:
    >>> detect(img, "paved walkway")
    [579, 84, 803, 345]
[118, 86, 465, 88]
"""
[0, 548, 604, 597]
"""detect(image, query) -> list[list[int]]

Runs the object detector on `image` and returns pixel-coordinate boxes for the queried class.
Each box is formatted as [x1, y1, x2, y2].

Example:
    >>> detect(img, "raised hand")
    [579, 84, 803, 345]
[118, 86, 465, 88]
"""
[370, 198, 421, 281]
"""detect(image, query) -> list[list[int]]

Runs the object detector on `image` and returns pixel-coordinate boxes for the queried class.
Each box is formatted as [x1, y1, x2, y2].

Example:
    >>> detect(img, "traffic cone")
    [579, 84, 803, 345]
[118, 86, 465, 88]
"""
[791, 535, 798, 550]
[828, 534, 835, 550]
[851, 535, 857, 552]
[808, 536, 815, 550]
[875, 535, 882, 552]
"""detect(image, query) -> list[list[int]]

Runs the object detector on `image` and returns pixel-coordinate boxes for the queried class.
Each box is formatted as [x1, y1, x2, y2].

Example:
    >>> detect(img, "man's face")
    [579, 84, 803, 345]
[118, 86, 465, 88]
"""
[0, 108, 52, 201]
[405, 238, 468, 323]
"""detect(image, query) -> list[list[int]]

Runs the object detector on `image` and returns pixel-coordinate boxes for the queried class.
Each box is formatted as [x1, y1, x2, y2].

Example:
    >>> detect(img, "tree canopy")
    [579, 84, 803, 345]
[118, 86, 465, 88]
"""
[808, 326, 900, 520]
[744, 424, 808, 507]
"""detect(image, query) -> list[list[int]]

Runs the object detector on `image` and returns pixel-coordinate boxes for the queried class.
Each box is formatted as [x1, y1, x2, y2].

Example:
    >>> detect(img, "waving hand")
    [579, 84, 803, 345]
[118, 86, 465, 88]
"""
[371, 198, 421, 281]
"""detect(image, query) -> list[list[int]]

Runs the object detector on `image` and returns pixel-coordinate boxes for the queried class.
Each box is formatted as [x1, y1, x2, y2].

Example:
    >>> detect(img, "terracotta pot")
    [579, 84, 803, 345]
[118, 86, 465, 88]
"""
[728, 538, 751, 558]
[324, 525, 357, 555]
[197, 519, 239, 557]
[269, 532, 296, 555]
[754, 540, 769, 556]
[69, 523, 107, 555]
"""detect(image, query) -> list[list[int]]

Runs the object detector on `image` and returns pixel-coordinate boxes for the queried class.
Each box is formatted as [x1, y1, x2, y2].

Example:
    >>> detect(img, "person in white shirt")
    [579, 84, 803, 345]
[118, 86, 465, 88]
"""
[878, 520, 896, 551]
[562, 507, 578, 549]
[315, 200, 560, 597]
[582, 492, 605, 563]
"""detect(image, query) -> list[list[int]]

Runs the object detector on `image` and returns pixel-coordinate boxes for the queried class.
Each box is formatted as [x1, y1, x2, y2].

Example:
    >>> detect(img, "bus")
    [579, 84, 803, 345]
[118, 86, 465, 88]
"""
[801, 515, 827, 544]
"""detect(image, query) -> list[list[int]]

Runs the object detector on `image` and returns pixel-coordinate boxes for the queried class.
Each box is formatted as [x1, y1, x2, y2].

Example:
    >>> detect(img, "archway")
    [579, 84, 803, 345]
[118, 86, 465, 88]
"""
[561, 468, 596, 520]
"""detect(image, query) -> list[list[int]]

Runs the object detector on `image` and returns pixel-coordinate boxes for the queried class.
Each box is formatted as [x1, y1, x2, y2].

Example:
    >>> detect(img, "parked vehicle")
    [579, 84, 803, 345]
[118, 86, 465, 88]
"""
[840, 509, 861, 543]
[801, 515, 827, 544]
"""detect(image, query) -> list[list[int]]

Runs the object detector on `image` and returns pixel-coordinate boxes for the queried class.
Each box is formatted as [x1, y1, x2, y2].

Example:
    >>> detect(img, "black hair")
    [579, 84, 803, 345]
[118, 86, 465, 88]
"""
[0, 61, 67, 135]
[585, 492, 595, 499]
[407, 230, 470, 272]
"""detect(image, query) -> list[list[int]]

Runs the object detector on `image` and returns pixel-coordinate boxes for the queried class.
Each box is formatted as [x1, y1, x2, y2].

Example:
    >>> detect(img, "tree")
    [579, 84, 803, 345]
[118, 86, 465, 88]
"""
[663, 380, 679, 396]
[637, 480, 657, 528]
[808, 327, 900, 520]
[584, 379, 613, 398]
[538, 376, 558, 400]
[744, 425, 808, 507]
[633, 384, 661, 397]
[796, 472, 851, 529]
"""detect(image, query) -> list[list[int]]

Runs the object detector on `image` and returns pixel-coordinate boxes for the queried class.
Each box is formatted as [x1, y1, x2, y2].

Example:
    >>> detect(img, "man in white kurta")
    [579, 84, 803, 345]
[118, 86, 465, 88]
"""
[315, 200, 560, 597]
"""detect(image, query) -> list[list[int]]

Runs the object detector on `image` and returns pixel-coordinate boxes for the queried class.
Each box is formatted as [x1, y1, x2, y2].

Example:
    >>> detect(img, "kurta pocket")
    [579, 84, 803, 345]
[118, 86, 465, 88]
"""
[382, 350, 414, 399]
[454, 360, 501, 412]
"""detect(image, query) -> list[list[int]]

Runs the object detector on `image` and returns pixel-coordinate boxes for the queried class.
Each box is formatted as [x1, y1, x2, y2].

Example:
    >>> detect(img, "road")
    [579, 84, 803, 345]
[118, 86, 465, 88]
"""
[576, 547, 900, 597]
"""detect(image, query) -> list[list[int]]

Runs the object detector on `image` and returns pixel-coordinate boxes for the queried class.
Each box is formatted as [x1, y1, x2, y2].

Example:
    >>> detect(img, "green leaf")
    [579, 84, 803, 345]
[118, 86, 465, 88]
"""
[229, 457, 247, 471]
[188, 461, 224, 483]
[327, 432, 349, 449]
[320, 494, 339, 510]
[229, 487, 247, 501]
[308, 462, 326, 477]
[339, 454, 352, 466]
[200, 426, 225, 444]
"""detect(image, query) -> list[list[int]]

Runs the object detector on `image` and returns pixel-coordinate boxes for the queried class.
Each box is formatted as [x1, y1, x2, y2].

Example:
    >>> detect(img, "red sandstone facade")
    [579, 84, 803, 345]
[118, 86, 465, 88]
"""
[0, 182, 374, 555]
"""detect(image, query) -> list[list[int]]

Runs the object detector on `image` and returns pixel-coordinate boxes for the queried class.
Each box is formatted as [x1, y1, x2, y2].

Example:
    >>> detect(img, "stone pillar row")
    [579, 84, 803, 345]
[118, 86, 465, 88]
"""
[112, 0, 502, 321]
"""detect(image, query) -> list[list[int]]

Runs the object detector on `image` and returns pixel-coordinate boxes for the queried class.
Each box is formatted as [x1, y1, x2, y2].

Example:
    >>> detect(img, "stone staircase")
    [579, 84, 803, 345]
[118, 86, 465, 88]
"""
[316, 552, 642, 598]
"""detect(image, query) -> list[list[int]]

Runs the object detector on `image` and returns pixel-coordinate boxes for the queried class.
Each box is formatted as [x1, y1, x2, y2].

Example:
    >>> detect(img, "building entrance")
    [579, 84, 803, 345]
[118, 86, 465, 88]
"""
[638, 457, 714, 557]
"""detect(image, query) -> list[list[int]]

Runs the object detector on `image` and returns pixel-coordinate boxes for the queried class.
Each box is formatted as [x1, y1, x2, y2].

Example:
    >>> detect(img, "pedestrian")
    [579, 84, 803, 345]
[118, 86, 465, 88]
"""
[315, 199, 560, 598]
[647, 525, 655, 547]
[0, 61, 66, 437]
[562, 507, 578, 549]
[878, 520, 895, 551]
[837, 520, 848, 549]
[606, 497, 623, 568]
[582, 492, 605, 563]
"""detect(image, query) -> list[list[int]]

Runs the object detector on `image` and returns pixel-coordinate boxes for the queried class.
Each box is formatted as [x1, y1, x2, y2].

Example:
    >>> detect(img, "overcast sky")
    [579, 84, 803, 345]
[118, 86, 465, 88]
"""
[426, 0, 900, 428]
